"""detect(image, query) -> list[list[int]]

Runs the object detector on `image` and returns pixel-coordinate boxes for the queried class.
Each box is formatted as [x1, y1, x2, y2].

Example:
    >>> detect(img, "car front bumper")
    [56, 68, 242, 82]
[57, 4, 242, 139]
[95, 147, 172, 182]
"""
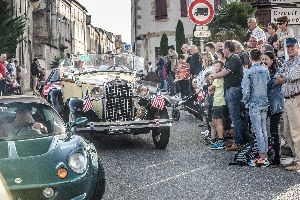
[8, 169, 97, 200]
[75, 118, 172, 132]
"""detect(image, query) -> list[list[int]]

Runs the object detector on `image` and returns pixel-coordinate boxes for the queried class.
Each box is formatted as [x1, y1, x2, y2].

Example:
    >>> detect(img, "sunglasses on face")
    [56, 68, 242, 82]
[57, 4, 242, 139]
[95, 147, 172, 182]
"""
[277, 23, 283, 25]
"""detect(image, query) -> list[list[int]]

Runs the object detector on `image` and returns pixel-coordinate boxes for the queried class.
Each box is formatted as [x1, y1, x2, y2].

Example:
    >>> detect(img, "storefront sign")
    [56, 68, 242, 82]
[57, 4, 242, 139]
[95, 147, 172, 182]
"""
[271, 7, 300, 24]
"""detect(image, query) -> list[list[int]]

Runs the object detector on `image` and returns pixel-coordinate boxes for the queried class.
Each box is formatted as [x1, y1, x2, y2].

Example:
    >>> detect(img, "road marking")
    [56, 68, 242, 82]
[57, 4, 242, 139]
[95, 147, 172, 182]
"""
[145, 159, 177, 169]
[131, 166, 207, 193]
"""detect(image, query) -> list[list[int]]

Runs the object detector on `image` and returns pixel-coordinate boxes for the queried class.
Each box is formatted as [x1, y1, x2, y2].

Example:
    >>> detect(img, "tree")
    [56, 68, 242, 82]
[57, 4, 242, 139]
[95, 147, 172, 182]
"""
[176, 20, 185, 54]
[160, 33, 168, 56]
[49, 57, 61, 69]
[0, 0, 26, 54]
[208, 2, 256, 43]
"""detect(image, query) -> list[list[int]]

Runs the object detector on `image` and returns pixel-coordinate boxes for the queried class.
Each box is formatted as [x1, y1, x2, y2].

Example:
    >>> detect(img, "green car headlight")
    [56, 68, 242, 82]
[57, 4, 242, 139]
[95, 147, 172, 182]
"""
[68, 153, 87, 174]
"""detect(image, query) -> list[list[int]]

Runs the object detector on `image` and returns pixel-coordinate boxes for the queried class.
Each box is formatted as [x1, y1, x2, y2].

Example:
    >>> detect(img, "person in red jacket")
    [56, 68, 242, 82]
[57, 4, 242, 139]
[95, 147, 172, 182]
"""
[175, 54, 190, 98]
[0, 56, 7, 96]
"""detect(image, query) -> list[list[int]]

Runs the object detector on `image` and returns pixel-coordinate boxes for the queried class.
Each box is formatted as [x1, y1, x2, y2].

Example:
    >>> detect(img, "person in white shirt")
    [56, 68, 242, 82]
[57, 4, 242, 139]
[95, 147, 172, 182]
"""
[247, 17, 266, 46]
[276, 16, 294, 60]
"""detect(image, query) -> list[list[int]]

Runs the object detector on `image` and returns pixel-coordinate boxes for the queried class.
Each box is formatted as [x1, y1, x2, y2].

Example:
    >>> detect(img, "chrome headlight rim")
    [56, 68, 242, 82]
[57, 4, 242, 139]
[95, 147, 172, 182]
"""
[90, 86, 106, 98]
[137, 85, 149, 97]
[68, 152, 88, 174]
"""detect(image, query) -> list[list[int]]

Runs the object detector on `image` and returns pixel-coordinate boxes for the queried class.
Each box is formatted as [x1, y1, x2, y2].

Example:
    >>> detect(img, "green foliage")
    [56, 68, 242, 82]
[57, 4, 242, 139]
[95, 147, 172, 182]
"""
[160, 33, 168, 56]
[208, 2, 256, 43]
[49, 57, 61, 69]
[176, 20, 185, 54]
[0, 0, 26, 54]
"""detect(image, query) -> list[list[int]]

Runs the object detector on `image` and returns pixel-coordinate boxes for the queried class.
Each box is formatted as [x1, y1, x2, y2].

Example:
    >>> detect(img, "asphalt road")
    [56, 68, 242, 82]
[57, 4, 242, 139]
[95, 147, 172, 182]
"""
[82, 108, 300, 200]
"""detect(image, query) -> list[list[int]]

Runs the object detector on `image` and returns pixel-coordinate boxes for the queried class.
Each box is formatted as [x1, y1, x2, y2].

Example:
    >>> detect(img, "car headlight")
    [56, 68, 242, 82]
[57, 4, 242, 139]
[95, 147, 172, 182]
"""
[90, 86, 105, 98]
[68, 153, 87, 174]
[137, 85, 149, 97]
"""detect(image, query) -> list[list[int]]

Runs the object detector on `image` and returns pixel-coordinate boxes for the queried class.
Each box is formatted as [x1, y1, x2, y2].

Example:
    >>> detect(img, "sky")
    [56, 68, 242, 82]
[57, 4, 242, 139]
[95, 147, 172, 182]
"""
[79, 0, 131, 44]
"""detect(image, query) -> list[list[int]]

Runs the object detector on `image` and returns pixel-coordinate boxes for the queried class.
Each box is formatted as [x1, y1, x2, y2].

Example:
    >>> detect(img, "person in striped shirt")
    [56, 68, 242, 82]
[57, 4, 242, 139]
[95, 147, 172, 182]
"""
[276, 38, 300, 171]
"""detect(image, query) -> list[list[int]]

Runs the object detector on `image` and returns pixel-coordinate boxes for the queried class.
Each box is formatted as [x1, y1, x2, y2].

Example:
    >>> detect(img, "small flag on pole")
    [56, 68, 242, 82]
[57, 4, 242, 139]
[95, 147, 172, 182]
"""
[83, 90, 93, 112]
[151, 92, 165, 110]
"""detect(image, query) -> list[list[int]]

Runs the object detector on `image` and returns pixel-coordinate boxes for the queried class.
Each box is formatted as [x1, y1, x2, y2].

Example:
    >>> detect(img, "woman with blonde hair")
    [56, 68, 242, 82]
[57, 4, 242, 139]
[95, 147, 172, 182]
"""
[197, 51, 214, 90]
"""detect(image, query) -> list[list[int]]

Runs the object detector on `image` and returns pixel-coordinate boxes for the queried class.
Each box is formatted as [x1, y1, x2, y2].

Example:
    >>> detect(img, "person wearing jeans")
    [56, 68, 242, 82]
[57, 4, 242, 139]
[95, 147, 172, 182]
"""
[225, 86, 245, 145]
[242, 48, 270, 167]
[262, 51, 284, 165]
[210, 40, 245, 151]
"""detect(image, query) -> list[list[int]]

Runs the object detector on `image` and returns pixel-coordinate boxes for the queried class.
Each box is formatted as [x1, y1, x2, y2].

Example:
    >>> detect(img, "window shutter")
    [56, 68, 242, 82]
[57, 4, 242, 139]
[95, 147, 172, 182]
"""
[155, 0, 168, 20]
[181, 0, 187, 17]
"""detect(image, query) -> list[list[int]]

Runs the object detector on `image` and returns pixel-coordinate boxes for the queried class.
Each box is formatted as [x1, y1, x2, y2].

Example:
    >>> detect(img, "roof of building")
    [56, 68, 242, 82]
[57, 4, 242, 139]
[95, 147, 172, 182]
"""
[71, 0, 88, 12]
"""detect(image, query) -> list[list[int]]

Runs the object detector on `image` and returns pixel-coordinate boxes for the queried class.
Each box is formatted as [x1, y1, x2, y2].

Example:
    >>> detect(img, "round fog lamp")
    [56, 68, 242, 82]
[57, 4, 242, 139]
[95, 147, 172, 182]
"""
[57, 168, 68, 179]
[43, 187, 54, 198]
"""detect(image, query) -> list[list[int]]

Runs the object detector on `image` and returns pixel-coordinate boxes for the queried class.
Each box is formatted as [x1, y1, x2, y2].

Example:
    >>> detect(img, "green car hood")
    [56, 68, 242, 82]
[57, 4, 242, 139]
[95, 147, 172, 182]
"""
[0, 135, 83, 188]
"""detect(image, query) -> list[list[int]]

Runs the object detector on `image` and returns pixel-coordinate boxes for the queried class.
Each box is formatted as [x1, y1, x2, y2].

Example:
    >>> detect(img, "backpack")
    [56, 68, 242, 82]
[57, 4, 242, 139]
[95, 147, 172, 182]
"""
[230, 137, 276, 166]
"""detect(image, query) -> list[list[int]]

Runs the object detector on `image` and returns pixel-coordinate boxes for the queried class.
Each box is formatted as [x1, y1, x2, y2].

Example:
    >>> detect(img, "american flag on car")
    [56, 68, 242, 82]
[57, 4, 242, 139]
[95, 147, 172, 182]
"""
[83, 90, 93, 112]
[151, 92, 165, 110]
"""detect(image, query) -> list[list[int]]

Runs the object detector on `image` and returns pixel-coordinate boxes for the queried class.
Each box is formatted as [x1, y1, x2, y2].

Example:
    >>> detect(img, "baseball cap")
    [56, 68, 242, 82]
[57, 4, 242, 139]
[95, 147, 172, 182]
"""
[286, 38, 298, 46]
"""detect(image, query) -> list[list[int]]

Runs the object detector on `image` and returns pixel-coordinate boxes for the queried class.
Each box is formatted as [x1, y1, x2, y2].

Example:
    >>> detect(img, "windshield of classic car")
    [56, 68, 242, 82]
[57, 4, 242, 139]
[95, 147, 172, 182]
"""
[0, 103, 65, 140]
[59, 54, 133, 73]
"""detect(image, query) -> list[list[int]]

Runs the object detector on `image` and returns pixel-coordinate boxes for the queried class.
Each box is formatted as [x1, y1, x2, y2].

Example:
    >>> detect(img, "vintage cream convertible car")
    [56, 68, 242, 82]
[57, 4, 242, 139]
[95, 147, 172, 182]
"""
[41, 54, 172, 149]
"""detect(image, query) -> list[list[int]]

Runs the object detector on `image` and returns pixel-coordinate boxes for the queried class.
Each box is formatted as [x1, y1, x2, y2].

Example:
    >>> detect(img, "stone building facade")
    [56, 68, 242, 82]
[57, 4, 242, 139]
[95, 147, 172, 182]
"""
[10, 0, 34, 92]
[58, 0, 72, 56]
[71, 0, 87, 55]
[131, 0, 195, 66]
[86, 15, 101, 54]
[32, 0, 87, 68]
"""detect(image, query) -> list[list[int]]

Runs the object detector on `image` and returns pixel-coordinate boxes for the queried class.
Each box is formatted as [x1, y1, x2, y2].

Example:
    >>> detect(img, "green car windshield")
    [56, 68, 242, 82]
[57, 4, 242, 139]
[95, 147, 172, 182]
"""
[0, 102, 66, 140]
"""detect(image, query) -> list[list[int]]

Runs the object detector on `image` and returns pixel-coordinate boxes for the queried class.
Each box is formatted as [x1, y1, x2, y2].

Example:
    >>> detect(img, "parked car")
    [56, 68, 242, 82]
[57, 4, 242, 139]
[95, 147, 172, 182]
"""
[0, 95, 105, 199]
[42, 54, 173, 149]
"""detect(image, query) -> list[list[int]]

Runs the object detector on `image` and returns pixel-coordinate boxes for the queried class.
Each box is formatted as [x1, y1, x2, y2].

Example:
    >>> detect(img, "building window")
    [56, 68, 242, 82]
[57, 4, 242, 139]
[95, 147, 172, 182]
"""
[181, 0, 188, 17]
[155, 47, 161, 59]
[155, 0, 167, 20]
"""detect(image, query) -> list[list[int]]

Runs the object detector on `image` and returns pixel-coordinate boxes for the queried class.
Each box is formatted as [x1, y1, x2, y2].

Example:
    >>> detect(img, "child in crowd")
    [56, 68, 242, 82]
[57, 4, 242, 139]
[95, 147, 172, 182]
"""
[175, 54, 190, 98]
[209, 60, 227, 150]
[203, 71, 215, 144]
[242, 48, 270, 167]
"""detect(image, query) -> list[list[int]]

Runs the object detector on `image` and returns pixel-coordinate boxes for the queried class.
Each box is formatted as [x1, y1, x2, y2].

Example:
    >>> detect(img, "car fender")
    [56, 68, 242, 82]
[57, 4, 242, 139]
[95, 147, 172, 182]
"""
[68, 98, 100, 122]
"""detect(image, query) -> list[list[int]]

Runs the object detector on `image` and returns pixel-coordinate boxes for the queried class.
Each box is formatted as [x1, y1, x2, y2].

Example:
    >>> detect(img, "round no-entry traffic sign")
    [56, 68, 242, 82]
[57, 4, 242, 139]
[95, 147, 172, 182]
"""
[188, 0, 214, 26]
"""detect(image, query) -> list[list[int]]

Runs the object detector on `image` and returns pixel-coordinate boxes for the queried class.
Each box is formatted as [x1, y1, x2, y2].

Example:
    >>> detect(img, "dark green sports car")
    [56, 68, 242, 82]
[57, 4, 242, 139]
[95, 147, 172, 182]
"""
[0, 96, 105, 200]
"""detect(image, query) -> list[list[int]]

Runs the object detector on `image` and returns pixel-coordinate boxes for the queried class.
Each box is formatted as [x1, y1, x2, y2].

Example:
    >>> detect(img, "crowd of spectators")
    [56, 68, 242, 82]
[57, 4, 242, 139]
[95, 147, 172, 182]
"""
[152, 15, 300, 169]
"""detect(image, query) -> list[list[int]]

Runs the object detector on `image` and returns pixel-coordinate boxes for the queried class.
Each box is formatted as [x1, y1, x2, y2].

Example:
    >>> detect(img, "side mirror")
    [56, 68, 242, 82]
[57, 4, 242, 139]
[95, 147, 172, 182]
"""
[67, 117, 88, 128]
[39, 80, 46, 86]
[67, 117, 89, 135]
[74, 117, 89, 127]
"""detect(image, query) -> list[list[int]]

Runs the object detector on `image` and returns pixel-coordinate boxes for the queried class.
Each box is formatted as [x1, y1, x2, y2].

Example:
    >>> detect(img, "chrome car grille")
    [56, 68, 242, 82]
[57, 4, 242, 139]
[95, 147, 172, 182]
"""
[105, 83, 133, 122]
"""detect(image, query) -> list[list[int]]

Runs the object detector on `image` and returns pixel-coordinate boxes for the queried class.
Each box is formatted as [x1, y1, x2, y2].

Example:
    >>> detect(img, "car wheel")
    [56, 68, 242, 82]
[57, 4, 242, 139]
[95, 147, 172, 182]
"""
[92, 158, 106, 200]
[172, 108, 180, 121]
[152, 110, 170, 149]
